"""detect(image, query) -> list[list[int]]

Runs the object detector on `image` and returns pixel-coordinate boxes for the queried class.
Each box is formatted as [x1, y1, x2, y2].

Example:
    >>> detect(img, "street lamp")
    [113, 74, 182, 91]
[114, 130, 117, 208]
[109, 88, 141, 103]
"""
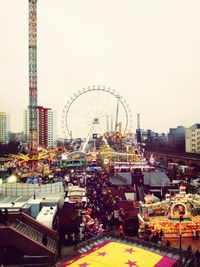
[179, 211, 184, 250]
[179, 218, 182, 250]
[126, 145, 129, 162]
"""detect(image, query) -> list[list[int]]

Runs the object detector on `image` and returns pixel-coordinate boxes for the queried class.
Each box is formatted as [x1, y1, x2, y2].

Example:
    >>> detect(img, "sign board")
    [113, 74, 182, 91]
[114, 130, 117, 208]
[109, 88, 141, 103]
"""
[104, 158, 109, 165]
[93, 133, 98, 139]
[149, 155, 155, 165]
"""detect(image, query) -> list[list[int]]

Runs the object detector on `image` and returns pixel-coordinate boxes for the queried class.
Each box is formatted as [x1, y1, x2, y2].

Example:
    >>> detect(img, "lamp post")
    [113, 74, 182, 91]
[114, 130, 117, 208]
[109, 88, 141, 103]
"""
[179, 217, 182, 250]
[126, 145, 129, 163]
[179, 211, 184, 250]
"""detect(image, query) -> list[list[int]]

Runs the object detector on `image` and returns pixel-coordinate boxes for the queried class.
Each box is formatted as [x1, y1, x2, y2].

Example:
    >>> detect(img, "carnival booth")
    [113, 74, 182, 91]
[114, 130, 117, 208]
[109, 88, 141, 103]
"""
[65, 185, 87, 204]
[138, 186, 200, 238]
[36, 206, 57, 229]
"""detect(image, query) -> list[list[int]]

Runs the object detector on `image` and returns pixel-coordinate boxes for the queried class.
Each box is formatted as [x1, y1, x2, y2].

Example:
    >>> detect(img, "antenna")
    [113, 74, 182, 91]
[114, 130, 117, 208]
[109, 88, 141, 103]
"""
[115, 95, 120, 133]
[137, 113, 140, 129]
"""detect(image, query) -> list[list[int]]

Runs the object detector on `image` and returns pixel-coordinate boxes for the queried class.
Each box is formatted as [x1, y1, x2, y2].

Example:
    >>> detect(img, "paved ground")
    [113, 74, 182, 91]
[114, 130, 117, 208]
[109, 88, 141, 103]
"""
[56, 244, 79, 266]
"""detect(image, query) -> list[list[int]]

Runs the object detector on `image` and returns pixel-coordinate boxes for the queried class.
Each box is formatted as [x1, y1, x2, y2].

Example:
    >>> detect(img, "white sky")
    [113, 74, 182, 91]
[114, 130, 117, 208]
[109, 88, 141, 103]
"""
[0, 0, 200, 138]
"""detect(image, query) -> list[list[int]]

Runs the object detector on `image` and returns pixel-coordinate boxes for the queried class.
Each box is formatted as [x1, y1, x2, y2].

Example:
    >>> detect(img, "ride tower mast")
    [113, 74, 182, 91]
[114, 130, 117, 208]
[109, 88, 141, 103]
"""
[28, 0, 38, 152]
[115, 95, 121, 134]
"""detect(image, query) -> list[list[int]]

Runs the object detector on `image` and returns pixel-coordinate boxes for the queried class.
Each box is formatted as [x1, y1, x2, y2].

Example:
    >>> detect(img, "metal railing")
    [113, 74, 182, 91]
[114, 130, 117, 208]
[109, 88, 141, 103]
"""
[0, 181, 63, 196]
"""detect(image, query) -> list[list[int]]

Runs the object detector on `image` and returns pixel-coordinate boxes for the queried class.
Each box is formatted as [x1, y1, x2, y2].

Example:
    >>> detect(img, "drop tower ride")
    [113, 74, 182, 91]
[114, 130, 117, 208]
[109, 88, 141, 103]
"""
[28, 0, 38, 152]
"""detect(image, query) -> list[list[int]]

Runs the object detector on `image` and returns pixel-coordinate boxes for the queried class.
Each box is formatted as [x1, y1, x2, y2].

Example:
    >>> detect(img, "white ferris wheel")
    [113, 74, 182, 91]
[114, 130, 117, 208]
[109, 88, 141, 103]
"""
[61, 85, 132, 139]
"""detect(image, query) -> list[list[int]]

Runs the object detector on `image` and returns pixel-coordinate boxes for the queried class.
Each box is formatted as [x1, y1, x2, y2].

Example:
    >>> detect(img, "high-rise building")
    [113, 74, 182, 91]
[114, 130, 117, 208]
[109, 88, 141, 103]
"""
[185, 124, 200, 154]
[168, 126, 185, 152]
[24, 107, 57, 148]
[0, 112, 9, 144]
[47, 109, 57, 148]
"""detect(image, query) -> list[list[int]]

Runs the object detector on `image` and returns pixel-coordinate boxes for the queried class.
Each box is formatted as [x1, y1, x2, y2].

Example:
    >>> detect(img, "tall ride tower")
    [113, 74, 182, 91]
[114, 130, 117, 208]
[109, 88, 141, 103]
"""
[28, 0, 38, 152]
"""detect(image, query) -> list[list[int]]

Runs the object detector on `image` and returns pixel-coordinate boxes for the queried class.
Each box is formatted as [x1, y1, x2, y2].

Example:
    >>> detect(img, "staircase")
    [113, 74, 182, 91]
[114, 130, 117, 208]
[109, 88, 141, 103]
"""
[136, 184, 145, 201]
[14, 221, 57, 253]
[0, 211, 58, 265]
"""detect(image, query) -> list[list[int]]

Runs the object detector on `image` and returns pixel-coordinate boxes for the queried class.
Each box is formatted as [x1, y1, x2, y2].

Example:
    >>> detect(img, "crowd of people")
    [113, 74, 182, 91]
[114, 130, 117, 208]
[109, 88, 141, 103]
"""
[143, 225, 164, 245]
[61, 170, 126, 246]
[58, 168, 200, 267]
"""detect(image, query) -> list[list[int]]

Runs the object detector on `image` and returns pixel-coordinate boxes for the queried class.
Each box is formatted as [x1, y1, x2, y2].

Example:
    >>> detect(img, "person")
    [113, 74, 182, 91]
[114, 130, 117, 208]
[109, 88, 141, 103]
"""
[185, 245, 192, 261]
[192, 229, 196, 240]
[73, 234, 79, 250]
[64, 234, 68, 243]
[159, 229, 164, 240]
[166, 240, 170, 247]
[97, 224, 104, 235]
[119, 224, 124, 237]
[0, 209, 2, 223]
[4, 208, 8, 218]
[71, 233, 76, 245]
[42, 235, 48, 246]
[157, 238, 162, 246]
[57, 241, 61, 258]
[155, 232, 159, 243]
[195, 249, 200, 264]
[196, 230, 199, 240]
[4, 208, 8, 225]
[144, 234, 150, 242]
[138, 228, 143, 239]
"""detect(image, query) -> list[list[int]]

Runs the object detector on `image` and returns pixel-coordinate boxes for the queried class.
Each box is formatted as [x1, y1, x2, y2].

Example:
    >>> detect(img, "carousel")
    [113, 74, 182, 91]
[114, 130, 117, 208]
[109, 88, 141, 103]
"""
[4, 147, 60, 181]
[138, 186, 200, 238]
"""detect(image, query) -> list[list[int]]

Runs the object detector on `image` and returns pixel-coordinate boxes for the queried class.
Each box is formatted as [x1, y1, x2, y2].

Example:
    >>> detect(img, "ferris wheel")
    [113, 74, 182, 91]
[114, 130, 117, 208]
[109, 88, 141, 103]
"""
[61, 85, 132, 139]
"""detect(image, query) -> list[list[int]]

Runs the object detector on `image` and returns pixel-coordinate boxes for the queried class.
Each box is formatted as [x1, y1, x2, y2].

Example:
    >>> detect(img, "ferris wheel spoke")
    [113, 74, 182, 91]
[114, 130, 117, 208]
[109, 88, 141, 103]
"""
[71, 99, 96, 118]
[83, 90, 98, 116]
[98, 102, 122, 121]
[83, 93, 102, 117]
[67, 120, 92, 133]
[67, 110, 93, 121]
[98, 105, 116, 119]
[97, 88, 101, 112]
[96, 92, 113, 118]
[67, 122, 90, 137]
[66, 115, 91, 127]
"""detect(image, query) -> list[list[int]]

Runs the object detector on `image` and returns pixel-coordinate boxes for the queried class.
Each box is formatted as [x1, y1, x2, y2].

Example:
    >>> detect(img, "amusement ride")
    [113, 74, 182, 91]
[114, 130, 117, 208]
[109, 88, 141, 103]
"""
[61, 85, 132, 137]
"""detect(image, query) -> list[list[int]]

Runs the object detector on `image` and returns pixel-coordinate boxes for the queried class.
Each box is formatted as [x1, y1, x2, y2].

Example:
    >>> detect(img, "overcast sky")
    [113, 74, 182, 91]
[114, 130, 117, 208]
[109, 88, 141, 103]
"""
[1, 0, 200, 138]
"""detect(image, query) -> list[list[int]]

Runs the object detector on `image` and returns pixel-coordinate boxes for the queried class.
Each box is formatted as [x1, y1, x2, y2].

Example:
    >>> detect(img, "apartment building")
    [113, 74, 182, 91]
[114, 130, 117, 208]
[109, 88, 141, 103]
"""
[23, 107, 57, 148]
[185, 124, 200, 154]
[0, 112, 9, 144]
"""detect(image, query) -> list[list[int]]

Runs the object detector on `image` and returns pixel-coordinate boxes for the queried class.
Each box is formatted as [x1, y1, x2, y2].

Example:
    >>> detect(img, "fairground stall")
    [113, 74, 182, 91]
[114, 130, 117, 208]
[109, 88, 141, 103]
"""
[138, 186, 200, 239]
[36, 206, 58, 229]
[65, 185, 87, 204]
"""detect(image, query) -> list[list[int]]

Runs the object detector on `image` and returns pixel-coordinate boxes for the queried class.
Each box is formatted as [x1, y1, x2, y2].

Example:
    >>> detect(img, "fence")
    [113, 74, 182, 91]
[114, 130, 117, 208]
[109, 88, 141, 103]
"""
[0, 182, 63, 196]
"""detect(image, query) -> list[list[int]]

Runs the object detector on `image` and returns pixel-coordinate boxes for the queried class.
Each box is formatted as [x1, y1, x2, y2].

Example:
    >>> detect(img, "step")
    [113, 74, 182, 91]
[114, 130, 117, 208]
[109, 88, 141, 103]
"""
[13, 221, 57, 253]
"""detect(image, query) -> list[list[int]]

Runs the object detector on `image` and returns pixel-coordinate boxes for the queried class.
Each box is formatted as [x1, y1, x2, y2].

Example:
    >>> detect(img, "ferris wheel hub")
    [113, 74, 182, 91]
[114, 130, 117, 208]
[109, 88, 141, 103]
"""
[92, 117, 100, 124]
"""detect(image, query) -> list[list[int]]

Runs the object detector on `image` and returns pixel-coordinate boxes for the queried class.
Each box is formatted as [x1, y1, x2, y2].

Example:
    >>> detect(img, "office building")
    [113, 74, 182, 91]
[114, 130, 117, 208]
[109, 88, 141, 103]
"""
[168, 126, 185, 152]
[0, 112, 9, 144]
[185, 124, 200, 154]
[23, 107, 57, 148]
